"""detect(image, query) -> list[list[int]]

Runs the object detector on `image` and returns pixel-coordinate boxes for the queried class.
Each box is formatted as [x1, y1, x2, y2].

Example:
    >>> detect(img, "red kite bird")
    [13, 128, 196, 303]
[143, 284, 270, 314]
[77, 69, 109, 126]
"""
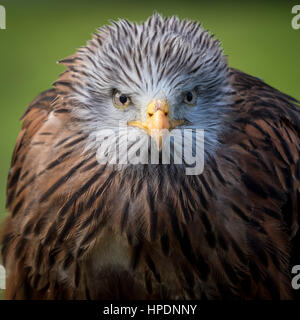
[1, 13, 300, 300]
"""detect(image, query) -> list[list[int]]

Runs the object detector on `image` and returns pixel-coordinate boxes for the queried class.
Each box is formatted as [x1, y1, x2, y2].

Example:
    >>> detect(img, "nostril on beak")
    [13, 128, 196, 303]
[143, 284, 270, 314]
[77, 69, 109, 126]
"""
[148, 112, 154, 117]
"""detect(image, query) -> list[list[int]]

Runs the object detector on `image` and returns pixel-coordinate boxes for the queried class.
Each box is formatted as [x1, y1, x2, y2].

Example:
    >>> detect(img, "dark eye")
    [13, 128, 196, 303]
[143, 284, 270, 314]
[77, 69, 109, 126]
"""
[119, 95, 128, 104]
[183, 90, 197, 105]
[186, 92, 193, 102]
[113, 91, 131, 109]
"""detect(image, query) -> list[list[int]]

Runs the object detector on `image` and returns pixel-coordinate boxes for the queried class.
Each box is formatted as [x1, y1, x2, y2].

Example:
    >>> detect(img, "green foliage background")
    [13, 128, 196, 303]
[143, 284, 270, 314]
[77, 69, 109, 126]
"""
[0, 0, 299, 298]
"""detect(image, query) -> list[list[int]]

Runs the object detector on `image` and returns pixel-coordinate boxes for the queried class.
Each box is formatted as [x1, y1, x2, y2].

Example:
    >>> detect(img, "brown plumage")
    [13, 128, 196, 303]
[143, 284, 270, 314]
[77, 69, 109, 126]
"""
[1, 14, 300, 300]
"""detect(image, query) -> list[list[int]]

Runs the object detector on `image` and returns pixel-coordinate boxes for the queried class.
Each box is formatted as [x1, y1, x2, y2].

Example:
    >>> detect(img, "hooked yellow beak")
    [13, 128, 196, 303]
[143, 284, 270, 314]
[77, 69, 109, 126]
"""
[128, 99, 185, 150]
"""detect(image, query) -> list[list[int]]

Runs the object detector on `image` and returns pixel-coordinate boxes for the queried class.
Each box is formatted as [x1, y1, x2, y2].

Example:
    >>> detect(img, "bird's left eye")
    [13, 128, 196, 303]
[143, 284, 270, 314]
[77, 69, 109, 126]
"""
[113, 91, 131, 109]
[183, 90, 197, 106]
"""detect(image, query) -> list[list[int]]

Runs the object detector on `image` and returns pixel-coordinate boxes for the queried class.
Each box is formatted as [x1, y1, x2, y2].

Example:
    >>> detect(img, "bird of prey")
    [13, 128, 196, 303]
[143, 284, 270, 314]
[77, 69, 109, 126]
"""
[1, 13, 300, 300]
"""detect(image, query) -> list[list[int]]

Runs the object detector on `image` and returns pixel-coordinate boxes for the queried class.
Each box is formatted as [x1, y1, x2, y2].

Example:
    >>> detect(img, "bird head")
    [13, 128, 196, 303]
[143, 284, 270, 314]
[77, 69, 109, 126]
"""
[56, 13, 233, 168]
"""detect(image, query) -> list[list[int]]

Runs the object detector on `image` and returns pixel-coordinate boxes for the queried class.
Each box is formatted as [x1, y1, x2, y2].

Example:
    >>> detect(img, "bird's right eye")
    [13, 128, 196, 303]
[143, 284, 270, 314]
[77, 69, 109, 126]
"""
[113, 91, 131, 109]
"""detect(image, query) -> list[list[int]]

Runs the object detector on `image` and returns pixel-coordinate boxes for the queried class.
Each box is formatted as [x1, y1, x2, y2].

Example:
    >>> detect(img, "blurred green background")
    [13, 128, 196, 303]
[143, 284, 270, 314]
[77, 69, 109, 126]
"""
[0, 0, 299, 298]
